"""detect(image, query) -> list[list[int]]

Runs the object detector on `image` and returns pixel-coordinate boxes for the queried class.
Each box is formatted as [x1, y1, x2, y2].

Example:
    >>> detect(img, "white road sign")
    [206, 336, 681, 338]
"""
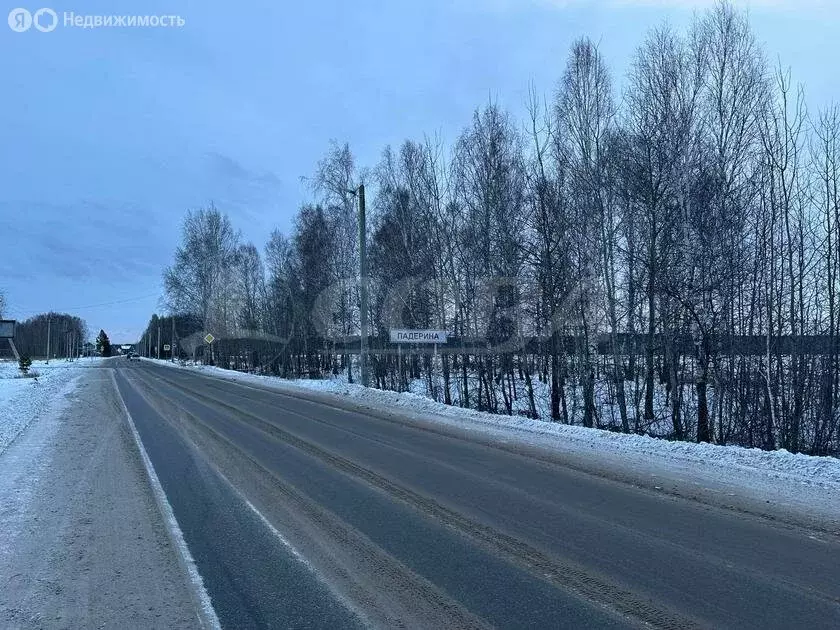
[204, 333, 215, 344]
[389, 329, 448, 344]
[163, 344, 171, 351]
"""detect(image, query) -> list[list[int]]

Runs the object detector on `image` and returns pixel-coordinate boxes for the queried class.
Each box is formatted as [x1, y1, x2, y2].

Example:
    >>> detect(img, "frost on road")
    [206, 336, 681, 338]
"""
[0, 361, 199, 629]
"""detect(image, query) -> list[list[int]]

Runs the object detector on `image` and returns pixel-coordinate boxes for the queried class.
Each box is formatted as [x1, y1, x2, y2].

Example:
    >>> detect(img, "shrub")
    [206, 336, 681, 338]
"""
[18, 355, 32, 375]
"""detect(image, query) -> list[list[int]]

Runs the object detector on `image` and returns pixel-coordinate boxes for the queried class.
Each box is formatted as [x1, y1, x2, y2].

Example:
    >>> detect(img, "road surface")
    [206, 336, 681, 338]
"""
[112, 359, 840, 629]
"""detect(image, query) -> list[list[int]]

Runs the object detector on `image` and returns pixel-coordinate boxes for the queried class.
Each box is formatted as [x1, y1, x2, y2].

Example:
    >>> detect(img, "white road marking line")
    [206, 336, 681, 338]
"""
[205, 458, 372, 627]
[110, 370, 223, 630]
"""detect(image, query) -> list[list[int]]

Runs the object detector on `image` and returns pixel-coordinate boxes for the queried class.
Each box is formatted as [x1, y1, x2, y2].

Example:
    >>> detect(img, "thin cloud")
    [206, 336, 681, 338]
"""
[0, 200, 166, 281]
[206, 152, 281, 187]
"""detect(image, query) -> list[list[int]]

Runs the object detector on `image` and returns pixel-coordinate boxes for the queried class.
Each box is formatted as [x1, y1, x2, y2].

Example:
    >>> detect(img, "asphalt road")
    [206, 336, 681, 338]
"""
[112, 359, 840, 629]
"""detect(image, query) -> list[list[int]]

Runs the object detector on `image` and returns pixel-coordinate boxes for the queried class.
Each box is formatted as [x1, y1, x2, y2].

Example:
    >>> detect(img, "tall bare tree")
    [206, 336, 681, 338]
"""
[163, 204, 240, 331]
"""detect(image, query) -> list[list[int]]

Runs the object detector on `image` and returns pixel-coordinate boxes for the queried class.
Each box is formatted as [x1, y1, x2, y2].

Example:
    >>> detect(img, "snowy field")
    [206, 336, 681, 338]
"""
[143, 358, 840, 525]
[0, 358, 101, 454]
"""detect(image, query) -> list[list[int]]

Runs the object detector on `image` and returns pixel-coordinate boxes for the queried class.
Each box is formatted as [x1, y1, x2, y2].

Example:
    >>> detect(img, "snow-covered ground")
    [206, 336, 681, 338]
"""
[0, 359, 200, 627]
[0, 358, 101, 454]
[144, 358, 840, 526]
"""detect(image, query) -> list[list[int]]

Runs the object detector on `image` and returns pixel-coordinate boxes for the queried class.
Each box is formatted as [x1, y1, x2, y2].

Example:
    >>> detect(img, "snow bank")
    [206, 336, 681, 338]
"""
[0, 358, 101, 454]
[143, 359, 840, 497]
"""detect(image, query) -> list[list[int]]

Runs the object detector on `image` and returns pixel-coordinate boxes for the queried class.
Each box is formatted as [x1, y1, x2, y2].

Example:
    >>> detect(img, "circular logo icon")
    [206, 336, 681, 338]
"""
[8, 7, 32, 32]
[33, 7, 57, 32]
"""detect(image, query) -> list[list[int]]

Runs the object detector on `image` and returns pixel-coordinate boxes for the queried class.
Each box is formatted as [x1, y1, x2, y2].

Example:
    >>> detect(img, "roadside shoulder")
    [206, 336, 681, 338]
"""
[0, 365, 201, 629]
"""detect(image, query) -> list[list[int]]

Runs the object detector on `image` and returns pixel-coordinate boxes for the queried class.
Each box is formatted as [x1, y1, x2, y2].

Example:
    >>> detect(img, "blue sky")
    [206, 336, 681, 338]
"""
[1, 0, 837, 343]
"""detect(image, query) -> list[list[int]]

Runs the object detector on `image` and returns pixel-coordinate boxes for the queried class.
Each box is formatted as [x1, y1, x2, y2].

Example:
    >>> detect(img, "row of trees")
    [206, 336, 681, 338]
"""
[156, 2, 839, 455]
[9, 312, 88, 360]
[0, 291, 91, 361]
[138, 313, 203, 360]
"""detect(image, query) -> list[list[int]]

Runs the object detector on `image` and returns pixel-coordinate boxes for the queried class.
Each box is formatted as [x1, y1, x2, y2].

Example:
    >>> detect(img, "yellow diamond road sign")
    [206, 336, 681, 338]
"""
[204, 333, 215, 344]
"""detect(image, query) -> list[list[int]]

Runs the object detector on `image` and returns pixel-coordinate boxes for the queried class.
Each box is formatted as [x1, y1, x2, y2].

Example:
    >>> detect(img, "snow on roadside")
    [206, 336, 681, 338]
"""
[143, 358, 840, 514]
[0, 358, 101, 454]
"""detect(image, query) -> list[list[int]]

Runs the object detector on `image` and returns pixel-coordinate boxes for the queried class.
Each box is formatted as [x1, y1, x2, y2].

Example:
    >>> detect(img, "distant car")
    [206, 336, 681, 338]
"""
[126, 351, 138, 360]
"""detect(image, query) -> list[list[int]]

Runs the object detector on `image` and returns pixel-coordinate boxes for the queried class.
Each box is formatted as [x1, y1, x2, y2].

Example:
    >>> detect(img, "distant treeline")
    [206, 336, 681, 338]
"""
[138, 313, 203, 359]
[7, 312, 87, 359]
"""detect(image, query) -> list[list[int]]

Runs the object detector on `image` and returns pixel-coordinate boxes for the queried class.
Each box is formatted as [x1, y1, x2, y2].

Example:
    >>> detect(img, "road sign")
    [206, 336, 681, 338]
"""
[163, 344, 171, 351]
[204, 333, 215, 344]
[389, 329, 448, 344]
[0, 320, 16, 339]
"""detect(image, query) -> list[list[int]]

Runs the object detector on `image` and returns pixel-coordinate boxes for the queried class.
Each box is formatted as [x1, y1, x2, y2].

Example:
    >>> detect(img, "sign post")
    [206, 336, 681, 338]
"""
[390, 330, 448, 393]
[204, 333, 215, 365]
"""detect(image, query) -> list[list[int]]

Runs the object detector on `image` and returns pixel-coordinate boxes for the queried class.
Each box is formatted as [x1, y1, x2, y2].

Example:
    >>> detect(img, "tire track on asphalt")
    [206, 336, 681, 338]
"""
[136, 365, 702, 630]
[166, 369, 840, 609]
[123, 366, 494, 630]
[154, 362, 840, 539]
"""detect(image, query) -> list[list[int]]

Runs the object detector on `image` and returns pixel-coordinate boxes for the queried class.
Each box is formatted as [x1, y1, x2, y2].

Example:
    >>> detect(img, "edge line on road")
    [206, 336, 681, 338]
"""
[110, 369, 223, 630]
[211, 460, 375, 629]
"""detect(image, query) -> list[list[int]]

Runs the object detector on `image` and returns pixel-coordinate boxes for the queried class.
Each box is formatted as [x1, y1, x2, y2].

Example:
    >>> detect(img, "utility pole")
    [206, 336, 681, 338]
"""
[171, 317, 176, 362]
[46, 317, 51, 363]
[157, 325, 161, 360]
[358, 183, 369, 388]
